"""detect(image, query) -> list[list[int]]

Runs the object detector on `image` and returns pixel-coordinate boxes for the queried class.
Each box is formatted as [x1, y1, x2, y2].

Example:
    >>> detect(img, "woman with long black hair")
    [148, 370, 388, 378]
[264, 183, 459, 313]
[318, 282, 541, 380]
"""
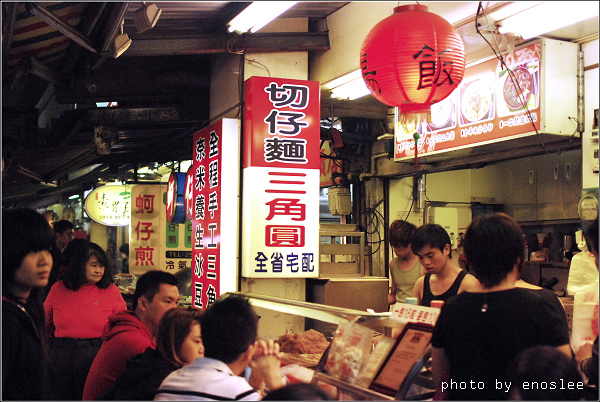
[44, 239, 126, 400]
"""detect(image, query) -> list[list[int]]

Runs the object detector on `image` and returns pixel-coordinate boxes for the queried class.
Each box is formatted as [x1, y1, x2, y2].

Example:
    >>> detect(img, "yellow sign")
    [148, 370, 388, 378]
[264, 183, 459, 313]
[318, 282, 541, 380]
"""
[84, 184, 132, 226]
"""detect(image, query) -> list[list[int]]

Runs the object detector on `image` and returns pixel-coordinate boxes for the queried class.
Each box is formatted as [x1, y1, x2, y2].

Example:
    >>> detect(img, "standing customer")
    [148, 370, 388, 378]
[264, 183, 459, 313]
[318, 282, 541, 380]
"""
[44, 240, 126, 400]
[387, 220, 424, 304]
[431, 213, 572, 400]
[100, 306, 204, 400]
[155, 293, 285, 401]
[83, 270, 179, 400]
[46, 219, 75, 292]
[2, 208, 54, 400]
[411, 224, 480, 306]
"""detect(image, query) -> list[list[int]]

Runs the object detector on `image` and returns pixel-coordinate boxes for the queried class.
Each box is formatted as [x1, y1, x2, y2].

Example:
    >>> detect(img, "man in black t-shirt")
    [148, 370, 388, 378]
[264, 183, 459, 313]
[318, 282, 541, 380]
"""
[431, 213, 571, 400]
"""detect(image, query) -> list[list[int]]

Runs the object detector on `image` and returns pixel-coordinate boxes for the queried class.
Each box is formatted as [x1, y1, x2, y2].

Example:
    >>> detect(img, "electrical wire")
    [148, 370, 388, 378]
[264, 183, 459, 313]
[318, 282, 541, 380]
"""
[475, 2, 583, 201]
[245, 58, 271, 77]
[359, 205, 386, 256]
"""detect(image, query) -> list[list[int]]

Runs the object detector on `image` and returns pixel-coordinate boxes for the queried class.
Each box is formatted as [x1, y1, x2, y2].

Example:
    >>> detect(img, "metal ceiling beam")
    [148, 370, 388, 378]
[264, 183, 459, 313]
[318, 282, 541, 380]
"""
[26, 3, 98, 54]
[2, 2, 18, 73]
[46, 148, 99, 182]
[60, 115, 87, 147]
[62, 2, 108, 74]
[92, 2, 131, 69]
[123, 32, 330, 56]
[28, 57, 67, 87]
[87, 107, 184, 123]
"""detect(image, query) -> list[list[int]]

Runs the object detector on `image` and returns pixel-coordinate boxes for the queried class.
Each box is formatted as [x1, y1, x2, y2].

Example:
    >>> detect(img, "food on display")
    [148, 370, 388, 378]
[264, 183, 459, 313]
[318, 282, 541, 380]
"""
[276, 329, 330, 367]
[276, 329, 330, 354]
[503, 66, 532, 109]
[117, 286, 136, 294]
[324, 322, 374, 383]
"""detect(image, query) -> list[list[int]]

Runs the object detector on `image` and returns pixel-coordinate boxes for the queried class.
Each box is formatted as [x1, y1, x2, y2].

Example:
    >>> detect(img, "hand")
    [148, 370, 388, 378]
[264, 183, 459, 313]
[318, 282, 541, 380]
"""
[252, 339, 282, 359]
[248, 340, 284, 391]
[575, 342, 593, 363]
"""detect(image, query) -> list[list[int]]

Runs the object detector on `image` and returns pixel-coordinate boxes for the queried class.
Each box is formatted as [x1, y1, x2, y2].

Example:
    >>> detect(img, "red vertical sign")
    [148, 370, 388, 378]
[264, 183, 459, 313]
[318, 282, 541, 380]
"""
[192, 122, 223, 308]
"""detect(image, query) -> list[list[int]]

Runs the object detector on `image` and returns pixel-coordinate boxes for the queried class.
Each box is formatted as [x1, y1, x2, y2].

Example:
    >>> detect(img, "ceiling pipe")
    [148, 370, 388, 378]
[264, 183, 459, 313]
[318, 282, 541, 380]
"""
[359, 152, 389, 181]
[26, 3, 98, 54]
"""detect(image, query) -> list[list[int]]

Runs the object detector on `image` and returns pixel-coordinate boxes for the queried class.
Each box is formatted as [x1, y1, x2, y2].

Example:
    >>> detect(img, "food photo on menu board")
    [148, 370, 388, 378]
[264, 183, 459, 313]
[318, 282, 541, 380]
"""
[496, 59, 540, 117]
[425, 91, 457, 133]
[458, 73, 496, 126]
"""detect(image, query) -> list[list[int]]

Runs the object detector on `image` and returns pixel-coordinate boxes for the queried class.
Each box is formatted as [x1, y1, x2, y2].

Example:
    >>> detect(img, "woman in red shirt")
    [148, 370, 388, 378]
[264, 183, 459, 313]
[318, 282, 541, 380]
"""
[44, 239, 126, 400]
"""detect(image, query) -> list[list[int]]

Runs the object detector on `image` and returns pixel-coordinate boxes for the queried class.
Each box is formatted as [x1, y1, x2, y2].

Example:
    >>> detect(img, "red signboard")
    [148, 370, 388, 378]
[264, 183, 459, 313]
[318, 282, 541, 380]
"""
[243, 76, 320, 170]
[242, 76, 320, 278]
[192, 122, 223, 308]
[395, 41, 543, 160]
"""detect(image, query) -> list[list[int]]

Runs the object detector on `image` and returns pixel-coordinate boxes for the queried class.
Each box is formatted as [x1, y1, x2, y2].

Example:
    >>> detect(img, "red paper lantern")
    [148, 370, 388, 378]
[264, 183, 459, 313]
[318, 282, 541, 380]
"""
[360, 4, 465, 114]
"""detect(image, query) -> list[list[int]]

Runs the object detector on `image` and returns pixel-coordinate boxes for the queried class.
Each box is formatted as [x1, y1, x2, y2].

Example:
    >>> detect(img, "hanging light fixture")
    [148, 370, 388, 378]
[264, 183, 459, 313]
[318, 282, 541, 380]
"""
[134, 2, 162, 33]
[360, 4, 466, 166]
[111, 19, 132, 58]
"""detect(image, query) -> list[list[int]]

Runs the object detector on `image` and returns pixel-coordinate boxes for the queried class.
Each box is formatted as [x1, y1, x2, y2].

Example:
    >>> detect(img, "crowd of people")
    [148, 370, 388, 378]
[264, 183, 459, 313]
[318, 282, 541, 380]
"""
[2, 208, 598, 401]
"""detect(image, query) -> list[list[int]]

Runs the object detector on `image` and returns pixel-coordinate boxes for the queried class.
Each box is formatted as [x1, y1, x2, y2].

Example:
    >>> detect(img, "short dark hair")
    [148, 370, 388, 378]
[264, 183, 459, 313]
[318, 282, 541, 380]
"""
[584, 219, 598, 256]
[463, 213, 524, 288]
[133, 270, 178, 312]
[62, 240, 114, 291]
[507, 345, 584, 401]
[388, 220, 417, 249]
[156, 306, 204, 368]
[411, 224, 453, 259]
[119, 243, 129, 256]
[201, 293, 258, 364]
[2, 208, 54, 288]
[53, 219, 74, 235]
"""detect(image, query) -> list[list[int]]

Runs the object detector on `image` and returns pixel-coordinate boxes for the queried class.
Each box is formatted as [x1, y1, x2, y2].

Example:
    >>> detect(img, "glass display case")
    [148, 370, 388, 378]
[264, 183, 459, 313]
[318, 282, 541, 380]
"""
[234, 292, 435, 401]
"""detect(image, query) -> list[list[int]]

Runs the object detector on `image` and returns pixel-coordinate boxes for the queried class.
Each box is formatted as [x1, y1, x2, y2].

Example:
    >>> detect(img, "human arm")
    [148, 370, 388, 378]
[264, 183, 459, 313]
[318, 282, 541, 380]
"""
[43, 287, 55, 344]
[577, 338, 598, 383]
[411, 276, 424, 305]
[108, 284, 128, 313]
[388, 259, 397, 305]
[457, 273, 481, 294]
[555, 343, 573, 359]
[431, 347, 450, 394]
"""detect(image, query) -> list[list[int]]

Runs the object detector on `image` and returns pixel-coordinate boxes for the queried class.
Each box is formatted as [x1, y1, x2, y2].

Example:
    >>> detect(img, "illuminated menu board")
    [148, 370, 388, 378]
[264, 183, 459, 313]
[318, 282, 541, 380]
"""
[395, 41, 545, 160]
[242, 76, 320, 278]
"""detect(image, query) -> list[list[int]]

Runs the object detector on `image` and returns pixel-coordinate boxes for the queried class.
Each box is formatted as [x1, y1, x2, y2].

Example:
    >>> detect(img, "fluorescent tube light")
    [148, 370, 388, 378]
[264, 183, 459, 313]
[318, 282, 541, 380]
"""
[324, 70, 371, 100]
[496, 1, 599, 40]
[228, 1, 298, 34]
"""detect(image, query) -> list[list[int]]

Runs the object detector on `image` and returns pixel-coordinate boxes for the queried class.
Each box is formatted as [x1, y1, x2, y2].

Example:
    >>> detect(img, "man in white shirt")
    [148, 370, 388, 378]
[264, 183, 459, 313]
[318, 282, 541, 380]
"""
[155, 294, 284, 401]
